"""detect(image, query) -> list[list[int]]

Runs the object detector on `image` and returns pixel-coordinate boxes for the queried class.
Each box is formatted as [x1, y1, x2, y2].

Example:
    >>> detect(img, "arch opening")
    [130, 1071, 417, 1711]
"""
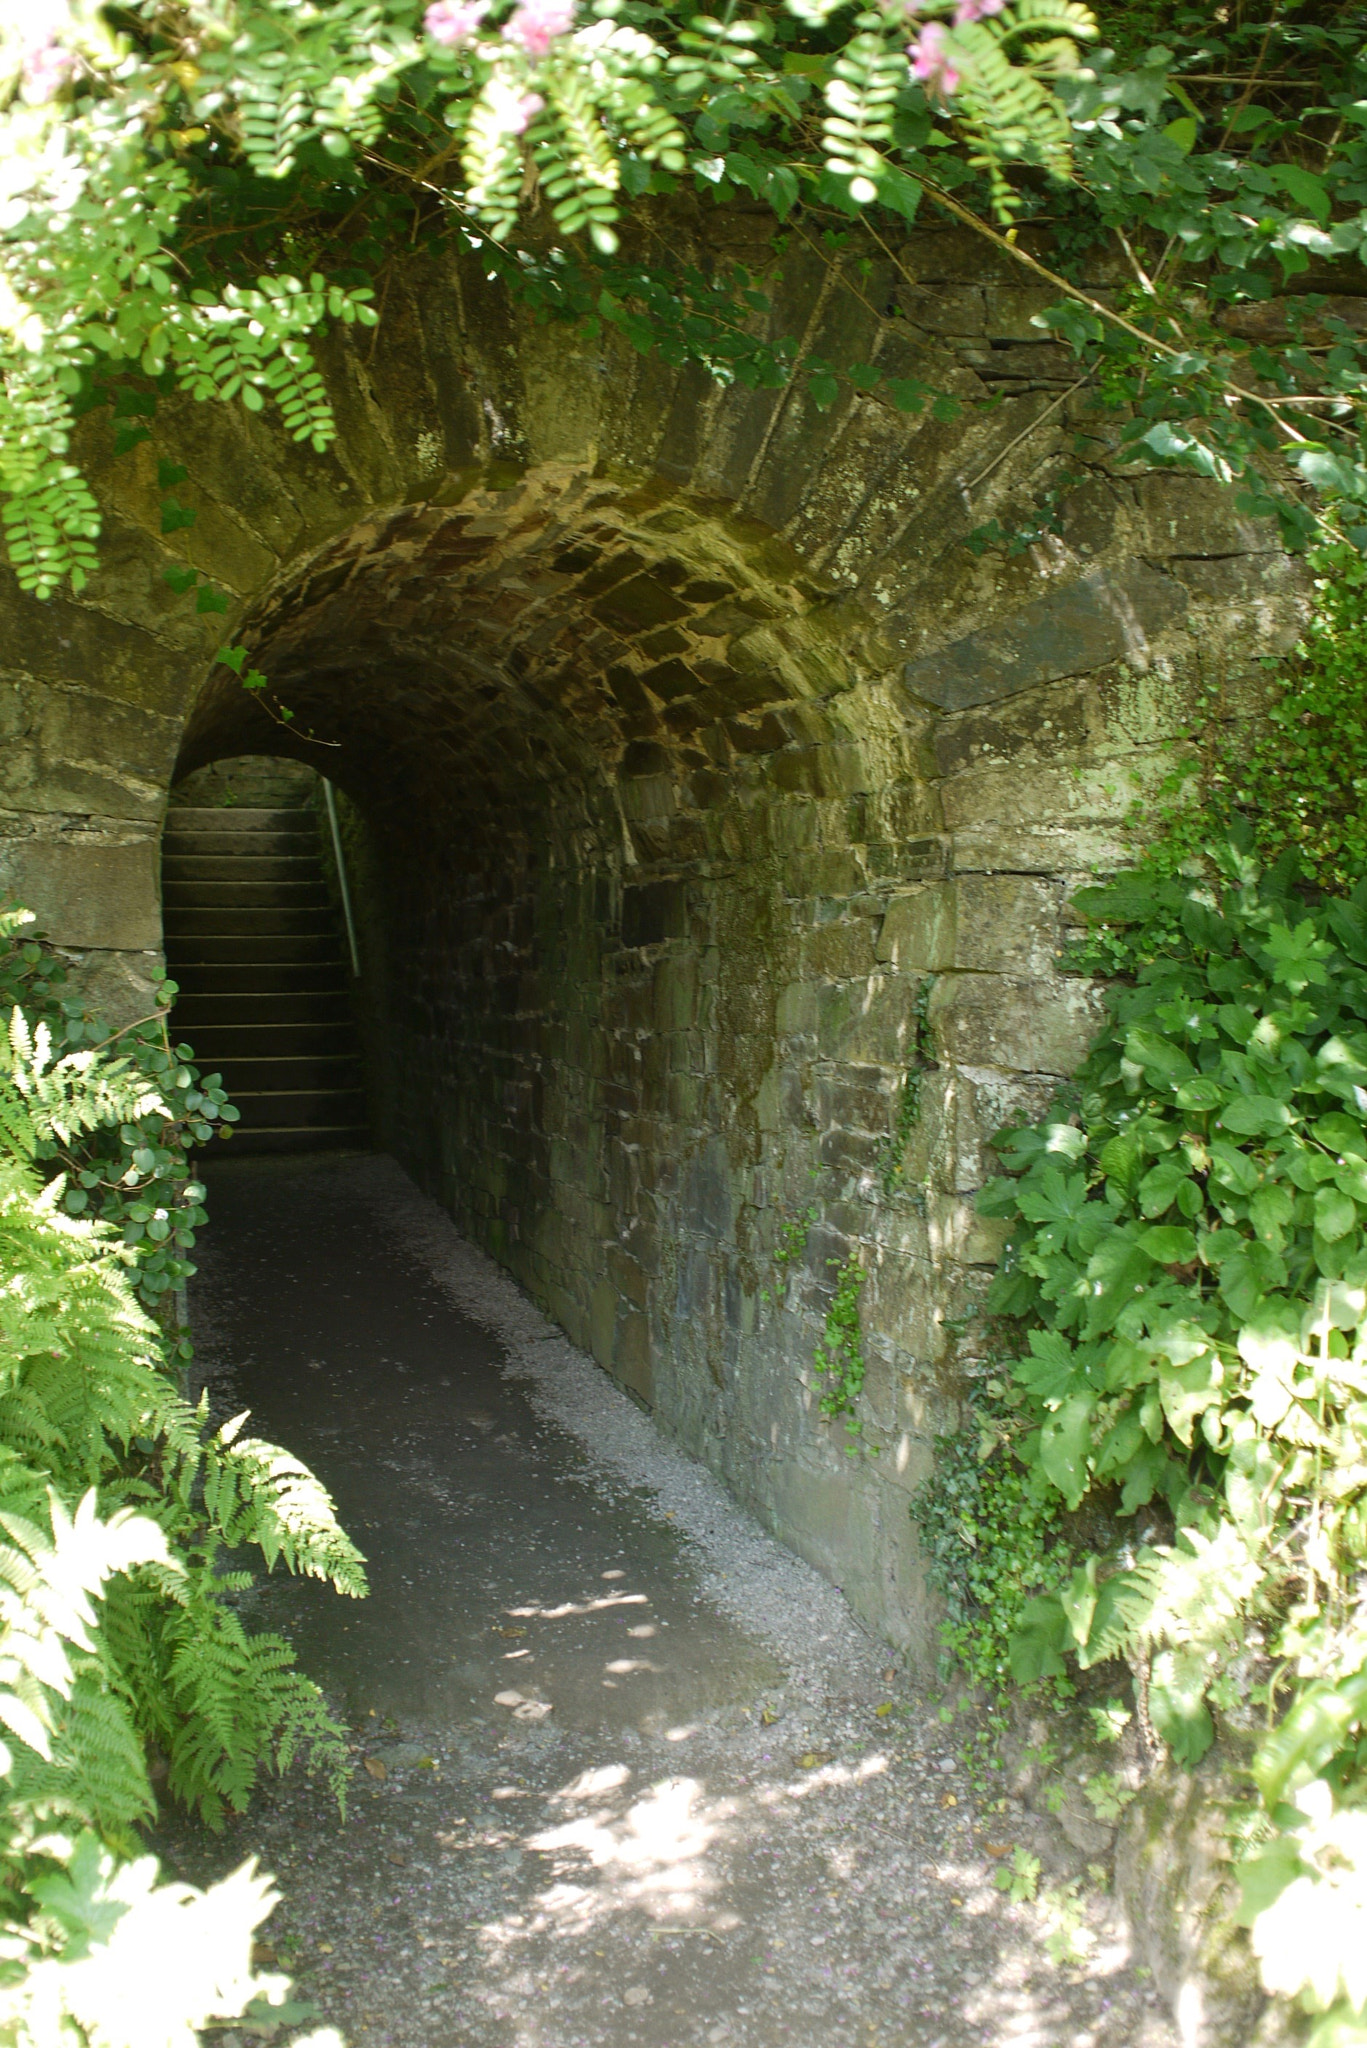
[162, 754, 371, 1154]
[172, 470, 916, 1431]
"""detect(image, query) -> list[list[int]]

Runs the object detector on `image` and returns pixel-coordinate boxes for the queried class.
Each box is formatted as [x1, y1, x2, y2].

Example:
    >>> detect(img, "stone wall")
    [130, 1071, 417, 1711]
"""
[0, 209, 1310, 1651]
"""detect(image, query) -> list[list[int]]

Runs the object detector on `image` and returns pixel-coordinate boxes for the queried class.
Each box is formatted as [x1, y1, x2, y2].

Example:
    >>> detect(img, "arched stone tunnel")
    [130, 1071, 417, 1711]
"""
[0, 214, 1309, 1649]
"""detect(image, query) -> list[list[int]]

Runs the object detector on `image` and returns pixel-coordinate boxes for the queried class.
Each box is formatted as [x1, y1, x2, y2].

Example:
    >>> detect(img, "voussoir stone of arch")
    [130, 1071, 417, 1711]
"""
[0, 217, 1311, 1680]
[901, 561, 1190, 712]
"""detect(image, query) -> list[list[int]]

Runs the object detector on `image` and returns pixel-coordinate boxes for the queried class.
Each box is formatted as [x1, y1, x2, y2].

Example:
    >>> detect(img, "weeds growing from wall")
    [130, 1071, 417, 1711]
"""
[813, 1255, 868, 1453]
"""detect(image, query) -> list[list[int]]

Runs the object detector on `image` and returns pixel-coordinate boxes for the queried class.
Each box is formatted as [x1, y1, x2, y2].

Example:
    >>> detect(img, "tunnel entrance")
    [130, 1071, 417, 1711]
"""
[162, 756, 371, 1155]
[154, 458, 1210, 1647]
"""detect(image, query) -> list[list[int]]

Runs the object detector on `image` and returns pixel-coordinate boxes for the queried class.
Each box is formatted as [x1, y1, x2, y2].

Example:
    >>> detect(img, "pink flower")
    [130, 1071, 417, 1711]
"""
[484, 76, 545, 135]
[909, 21, 960, 96]
[954, 0, 1003, 21]
[502, 0, 575, 59]
[424, 0, 489, 45]
[21, 35, 74, 103]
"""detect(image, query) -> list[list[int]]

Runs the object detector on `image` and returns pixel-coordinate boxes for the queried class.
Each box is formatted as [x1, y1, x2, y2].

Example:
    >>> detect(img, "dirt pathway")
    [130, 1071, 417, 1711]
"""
[161, 1154, 1175, 2048]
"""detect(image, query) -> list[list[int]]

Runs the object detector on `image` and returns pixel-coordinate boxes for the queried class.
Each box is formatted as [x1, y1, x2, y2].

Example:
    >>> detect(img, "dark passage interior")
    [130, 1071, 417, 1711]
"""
[157, 465, 989, 1643]
[163, 757, 370, 1154]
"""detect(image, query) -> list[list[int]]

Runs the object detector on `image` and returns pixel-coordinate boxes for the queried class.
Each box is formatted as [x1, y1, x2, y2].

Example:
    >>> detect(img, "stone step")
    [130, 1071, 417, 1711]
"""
[164, 791, 367, 1152]
[187, 1020, 359, 1058]
[164, 829, 319, 859]
[172, 991, 353, 1026]
[164, 907, 338, 938]
[211, 1052, 363, 1089]
[168, 934, 348, 967]
[171, 960, 350, 994]
[168, 807, 315, 833]
[221, 1124, 371, 1157]
[162, 879, 330, 911]
[227, 1086, 370, 1127]
[162, 854, 324, 885]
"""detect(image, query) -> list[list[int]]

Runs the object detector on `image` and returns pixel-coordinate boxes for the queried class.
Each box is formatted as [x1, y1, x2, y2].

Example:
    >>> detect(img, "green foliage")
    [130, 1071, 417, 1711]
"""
[978, 839, 1367, 2036]
[0, 909, 236, 1339]
[813, 1254, 867, 1448]
[11, 0, 1367, 606]
[911, 1402, 1071, 1691]
[1232, 544, 1367, 897]
[0, 0, 1102, 594]
[878, 975, 937, 1199]
[993, 1843, 1041, 1902]
[0, 912, 365, 2043]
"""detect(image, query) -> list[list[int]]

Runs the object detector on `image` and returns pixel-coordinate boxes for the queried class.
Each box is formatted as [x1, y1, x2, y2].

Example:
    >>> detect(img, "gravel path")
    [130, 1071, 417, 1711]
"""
[160, 1153, 1177, 2048]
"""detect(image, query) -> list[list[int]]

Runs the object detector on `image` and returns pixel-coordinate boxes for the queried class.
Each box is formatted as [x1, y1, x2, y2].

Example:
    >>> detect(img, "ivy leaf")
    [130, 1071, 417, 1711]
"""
[1015, 1329, 1089, 1406]
[1149, 1647, 1215, 1765]
[1118, 1439, 1176, 1515]
[1138, 1159, 1191, 1217]
[1268, 164, 1331, 225]
[1081, 1233, 1153, 1337]
[1039, 1392, 1095, 1507]
[1009, 1595, 1069, 1685]
[1158, 1353, 1222, 1446]
[1219, 1241, 1288, 1321]
[1314, 1186, 1357, 1242]
[1124, 1027, 1195, 1085]
[1138, 1224, 1196, 1263]
[162, 566, 198, 594]
[1059, 1555, 1098, 1649]
[1217, 1096, 1296, 1138]
[975, 1176, 1021, 1218]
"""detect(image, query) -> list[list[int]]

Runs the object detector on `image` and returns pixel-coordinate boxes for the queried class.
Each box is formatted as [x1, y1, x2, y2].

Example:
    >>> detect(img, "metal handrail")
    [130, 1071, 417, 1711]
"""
[322, 779, 361, 978]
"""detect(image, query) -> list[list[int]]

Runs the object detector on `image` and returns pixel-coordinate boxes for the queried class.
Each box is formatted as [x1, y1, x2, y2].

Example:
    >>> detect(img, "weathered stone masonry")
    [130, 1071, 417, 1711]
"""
[0, 213, 1310, 1651]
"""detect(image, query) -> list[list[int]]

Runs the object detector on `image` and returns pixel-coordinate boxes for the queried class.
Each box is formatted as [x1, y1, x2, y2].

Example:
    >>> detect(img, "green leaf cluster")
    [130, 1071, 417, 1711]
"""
[910, 1406, 1072, 1692]
[978, 839, 1367, 2036]
[813, 1253, 868, 1449]
[0, 910, 366, 2043]
[0, 910, 234, 1344]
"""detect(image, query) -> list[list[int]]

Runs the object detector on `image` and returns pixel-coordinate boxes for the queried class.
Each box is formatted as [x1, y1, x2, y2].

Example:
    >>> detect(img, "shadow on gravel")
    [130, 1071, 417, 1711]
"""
[153, 1153, 1176, 2048]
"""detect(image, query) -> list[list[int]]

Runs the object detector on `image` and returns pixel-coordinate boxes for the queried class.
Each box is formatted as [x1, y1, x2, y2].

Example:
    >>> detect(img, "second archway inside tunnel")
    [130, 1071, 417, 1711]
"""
[163, 755, 372, 1156]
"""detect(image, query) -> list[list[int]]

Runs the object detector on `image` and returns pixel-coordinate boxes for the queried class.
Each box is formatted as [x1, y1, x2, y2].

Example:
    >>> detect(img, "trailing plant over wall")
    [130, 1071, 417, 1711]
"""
[0, 905, 364, 2045]
[911, 1392, 1072, 1690]
[8, 0, 1367, 608]
[973, 843, 1367, 2044]
[812, 1252, 867, 1447]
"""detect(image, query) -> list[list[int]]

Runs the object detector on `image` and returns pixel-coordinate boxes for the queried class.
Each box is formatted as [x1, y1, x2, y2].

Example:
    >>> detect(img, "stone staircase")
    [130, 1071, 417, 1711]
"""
[161, 801, 370, 1155]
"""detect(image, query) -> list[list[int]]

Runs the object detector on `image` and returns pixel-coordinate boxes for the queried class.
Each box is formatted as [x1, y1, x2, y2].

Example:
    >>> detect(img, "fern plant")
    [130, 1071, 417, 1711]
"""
[0, 929, 366, 2041]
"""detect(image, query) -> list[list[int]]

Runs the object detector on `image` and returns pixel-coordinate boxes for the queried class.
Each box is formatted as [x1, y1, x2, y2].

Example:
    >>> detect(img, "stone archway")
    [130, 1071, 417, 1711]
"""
[0, 222, 1308, 1647]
